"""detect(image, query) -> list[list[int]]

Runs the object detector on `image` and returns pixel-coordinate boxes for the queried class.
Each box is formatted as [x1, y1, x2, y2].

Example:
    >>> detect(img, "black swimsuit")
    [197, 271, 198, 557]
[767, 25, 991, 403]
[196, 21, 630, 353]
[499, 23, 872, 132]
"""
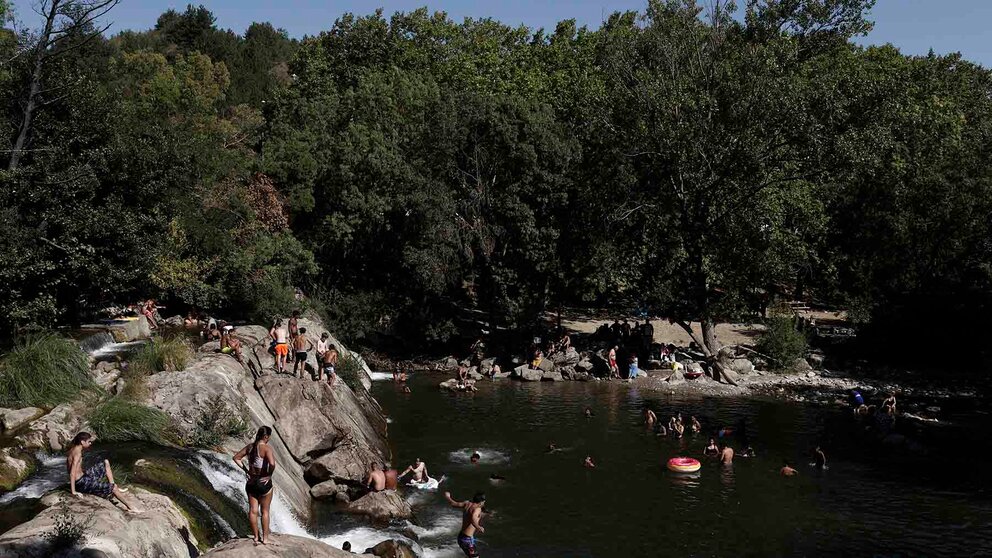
[245, 446, 273, 498]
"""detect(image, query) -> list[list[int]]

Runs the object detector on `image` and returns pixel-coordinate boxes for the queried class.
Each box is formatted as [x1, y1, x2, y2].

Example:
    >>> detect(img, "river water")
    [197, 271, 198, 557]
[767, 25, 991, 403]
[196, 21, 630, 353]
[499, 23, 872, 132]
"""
[319, 374, 992, 557]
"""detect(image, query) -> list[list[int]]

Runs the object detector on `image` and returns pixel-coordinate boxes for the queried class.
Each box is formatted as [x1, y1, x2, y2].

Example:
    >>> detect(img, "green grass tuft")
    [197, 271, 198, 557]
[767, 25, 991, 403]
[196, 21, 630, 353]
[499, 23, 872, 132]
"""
[0, 333, 95, 408]
[121, 336, 193, 400]
[87, 397, 173, 444]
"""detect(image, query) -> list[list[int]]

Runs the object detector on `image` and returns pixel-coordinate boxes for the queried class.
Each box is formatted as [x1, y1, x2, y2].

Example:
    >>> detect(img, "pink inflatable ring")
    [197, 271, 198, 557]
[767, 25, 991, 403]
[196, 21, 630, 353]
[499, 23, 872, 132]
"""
[667, 457, 701, 473]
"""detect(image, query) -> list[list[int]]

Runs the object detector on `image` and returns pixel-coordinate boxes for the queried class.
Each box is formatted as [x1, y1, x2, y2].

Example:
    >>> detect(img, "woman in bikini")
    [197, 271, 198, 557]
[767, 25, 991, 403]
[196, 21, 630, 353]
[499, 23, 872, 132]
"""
[234, 426, 277, 545]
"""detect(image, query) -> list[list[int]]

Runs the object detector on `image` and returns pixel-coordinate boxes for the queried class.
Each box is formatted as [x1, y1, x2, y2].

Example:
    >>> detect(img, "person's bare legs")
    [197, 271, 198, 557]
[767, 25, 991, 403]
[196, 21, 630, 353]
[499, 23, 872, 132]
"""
[259, 490, 273, 544]
[248, 495, 260, 544]
[103, 460, 127, 492]
[111, 485, 142, 513]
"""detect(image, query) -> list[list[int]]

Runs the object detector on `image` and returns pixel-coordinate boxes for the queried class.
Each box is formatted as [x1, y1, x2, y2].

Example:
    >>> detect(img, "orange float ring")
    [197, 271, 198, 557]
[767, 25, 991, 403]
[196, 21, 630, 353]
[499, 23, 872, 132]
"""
[667, 456, 701, 473]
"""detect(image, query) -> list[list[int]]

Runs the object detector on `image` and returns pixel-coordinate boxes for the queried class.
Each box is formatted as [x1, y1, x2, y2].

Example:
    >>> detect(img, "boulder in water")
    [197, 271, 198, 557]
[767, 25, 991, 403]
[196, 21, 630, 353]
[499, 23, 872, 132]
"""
[203, 533, 357, 557]
[346, 490, 413, 520]
[0, 489, 197, 558]
[366, 539, 418, 558]
[542, 370, 564, 382]
[14, 401, 88, 452]
[519, 369, 543, 382]
[310, 479, 339, 500]
[0, 448, 35, 492]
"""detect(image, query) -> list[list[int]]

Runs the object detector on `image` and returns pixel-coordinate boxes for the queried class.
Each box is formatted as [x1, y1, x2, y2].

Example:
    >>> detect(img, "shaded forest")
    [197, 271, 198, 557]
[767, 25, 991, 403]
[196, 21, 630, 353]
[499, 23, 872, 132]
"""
[2, 1, 991, 366]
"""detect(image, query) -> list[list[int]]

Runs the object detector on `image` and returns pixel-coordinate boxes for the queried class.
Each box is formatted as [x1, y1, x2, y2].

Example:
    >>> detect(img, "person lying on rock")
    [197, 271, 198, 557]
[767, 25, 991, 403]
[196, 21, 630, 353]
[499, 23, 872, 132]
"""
[399, 458, 431, 484]
[67, 432, 142, 513]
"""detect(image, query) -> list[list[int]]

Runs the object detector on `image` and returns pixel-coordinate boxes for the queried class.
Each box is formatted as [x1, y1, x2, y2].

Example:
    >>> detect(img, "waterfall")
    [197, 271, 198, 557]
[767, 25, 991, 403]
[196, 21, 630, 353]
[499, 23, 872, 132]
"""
[77, 331, 116, 354]
[0, 453, 66, 505]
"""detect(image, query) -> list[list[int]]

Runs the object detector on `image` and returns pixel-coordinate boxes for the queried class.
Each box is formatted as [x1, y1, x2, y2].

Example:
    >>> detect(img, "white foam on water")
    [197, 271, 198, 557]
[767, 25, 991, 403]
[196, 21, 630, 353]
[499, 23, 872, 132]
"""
[406, 514, 461, 540]
[0, 453, 65, 504]
[90, 340, 146, 359]
[319, 527, 422, 554]
[448, 447, 511, 465]
[369, 372, 395, 381]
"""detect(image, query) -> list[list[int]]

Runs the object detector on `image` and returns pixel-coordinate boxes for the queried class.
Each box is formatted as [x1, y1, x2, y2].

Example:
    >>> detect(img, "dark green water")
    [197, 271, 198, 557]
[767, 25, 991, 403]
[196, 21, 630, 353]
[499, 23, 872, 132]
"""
[354, 375, 992, 557]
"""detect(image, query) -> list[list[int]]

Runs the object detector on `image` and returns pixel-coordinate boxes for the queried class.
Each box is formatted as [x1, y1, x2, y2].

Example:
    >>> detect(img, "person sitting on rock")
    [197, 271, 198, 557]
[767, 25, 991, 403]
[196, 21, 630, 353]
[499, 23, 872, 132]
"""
[67, 432, 142, 513]
[383, 463, 399, 490]
[457, 364, 469, 386]
[365, 462, 386, 493]
[220, 327, 244, 365]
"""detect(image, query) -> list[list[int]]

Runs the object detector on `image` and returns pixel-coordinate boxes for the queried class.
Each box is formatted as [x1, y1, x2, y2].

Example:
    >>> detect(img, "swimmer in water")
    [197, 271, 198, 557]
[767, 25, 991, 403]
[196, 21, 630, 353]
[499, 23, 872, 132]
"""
[403, 385, 412, 394]
[584, 407, 593, 418]
[703, 438, 719, 457]
[719, 442, 734, 465]
[489, 473, 506, 481]
[780, 461, 798, 476]
[690, 416, 702, 433]
[546, 442, 557, 453]
[644, 408, 657, 426]
[583, 456, 596, 468]
[813, 446, 826, 469]
[398, 458, 430, 484]
[470, 451, 481, 464]
[740, 446, 756, 458]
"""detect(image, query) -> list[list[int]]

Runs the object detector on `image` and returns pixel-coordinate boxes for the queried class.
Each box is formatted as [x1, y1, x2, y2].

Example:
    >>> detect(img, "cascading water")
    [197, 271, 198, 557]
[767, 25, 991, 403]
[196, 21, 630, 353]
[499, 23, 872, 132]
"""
[0, 453, 65, 505]
[77, 331, 116, 354]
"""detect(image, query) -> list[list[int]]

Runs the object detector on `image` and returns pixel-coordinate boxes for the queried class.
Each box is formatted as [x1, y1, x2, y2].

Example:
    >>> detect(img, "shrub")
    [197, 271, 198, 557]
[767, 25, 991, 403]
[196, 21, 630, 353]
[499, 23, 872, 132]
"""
[336, 352, 365, 392]
[0, 333, 95, 407]
[87, 397, 172, 444]
[45, 495, 94, 550]
[755, 315, 808, 371]
[121, 336, 193, 400]
[182, 395, 253, 449]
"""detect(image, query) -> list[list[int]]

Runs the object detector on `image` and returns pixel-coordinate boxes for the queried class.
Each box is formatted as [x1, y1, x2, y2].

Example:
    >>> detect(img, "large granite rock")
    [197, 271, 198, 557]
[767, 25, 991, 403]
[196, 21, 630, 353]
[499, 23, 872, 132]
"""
[304, 438, 382, 486]
[0, 489, 197, 558]
[550, 347, 581, 368]
[202, 534, 361, 557]
[366, 539, 417, 558]
[345, 490, 412, 520]
[519, 369, 543, 382]
[0, 448, 35, 492]
[542, 370, 564, 382]
[0, 408, 45, 433]
[14, 401, 90, 452]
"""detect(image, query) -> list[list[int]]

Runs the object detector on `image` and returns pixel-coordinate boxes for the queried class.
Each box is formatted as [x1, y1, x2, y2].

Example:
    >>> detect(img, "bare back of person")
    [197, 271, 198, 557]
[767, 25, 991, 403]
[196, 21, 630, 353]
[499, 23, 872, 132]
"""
[720, 446, 734, 465]
[461, 502, 484, 538]
[368, 469, 386, 492]
[274, 327, 288, 344]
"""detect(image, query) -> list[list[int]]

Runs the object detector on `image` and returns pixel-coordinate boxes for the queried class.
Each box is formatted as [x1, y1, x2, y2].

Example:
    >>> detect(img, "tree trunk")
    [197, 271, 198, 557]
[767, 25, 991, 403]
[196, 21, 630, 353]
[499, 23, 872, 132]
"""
[700, 318, 739, 385]
[8, 0, 60, 171]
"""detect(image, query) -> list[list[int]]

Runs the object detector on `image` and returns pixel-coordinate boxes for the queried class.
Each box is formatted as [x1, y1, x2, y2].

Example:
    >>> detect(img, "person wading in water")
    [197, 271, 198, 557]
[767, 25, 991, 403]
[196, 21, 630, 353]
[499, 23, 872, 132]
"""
[234, 426, 277, 546]
[445, 491, 487, 557]
[67, 432, 141, 512]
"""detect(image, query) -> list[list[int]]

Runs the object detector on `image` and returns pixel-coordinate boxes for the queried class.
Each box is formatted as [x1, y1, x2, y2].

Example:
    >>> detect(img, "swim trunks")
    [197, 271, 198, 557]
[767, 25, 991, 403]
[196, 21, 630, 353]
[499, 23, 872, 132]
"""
[75, 461, 114, 499]
[323, 364, 335, 376]
[245, 477, 273, 499]
[275, 343, 288, 356]
[457, 534, 479, 557]
[221, 346, 233, 354]
[296, 350, 307, 361]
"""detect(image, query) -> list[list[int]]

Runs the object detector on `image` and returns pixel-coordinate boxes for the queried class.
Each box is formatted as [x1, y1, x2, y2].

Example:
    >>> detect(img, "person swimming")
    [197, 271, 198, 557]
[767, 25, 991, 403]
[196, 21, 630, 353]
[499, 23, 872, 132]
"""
[399, 458, 431, 484]
[583, 456, 596, 468]
[470, 451, 481, 464]
[780, 461, 798, 476]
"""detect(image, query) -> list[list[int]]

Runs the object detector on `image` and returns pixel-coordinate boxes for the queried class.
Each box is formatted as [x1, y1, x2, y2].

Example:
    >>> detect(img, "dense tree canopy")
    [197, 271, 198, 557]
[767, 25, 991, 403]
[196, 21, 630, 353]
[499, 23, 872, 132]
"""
[1, 1, 991, 365]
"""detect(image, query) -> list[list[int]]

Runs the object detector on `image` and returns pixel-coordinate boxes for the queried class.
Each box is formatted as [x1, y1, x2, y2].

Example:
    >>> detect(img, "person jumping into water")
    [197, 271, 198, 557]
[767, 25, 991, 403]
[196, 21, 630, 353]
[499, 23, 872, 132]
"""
[398, 458, 431, 484]
[445, 491, 487, 557]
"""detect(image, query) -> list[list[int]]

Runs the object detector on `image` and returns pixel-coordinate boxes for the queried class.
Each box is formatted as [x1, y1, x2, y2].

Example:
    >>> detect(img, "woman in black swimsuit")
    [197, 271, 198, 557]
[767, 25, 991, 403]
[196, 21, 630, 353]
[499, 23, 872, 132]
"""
[234, 426, 277, 545]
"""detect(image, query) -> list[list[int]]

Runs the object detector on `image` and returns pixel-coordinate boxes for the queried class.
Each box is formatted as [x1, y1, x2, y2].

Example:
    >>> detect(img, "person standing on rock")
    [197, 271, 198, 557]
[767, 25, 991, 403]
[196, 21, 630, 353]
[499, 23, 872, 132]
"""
[321, 344, 338, 385]
[287, 310, 301, 362]
[445, 491, 487, 558]
[234, 426, 277, 546]
[269, 319, 289, 374]
[67, 432, 142, 513]
[316, 332, 330, 361]
[608, 346, 619, 379]
[292, 327, 313, 379]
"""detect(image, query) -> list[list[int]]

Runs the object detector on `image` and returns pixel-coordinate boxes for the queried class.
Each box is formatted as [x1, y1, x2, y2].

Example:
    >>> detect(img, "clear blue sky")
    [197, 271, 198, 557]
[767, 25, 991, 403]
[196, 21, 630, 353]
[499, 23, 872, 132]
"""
[8, 0, 992, 67]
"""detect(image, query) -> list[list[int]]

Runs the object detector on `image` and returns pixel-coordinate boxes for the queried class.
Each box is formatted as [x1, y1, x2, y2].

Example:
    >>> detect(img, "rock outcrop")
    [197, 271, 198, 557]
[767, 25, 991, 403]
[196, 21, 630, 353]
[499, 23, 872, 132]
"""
[202, 534, 362, 557]
[0, 490, 197, 558]
[145, 317, 388, 523]
[0, 408, 45, 434]
[365, 539, 417, 558]
[0, 448, 34, 492]
[345, 490, 412, 520]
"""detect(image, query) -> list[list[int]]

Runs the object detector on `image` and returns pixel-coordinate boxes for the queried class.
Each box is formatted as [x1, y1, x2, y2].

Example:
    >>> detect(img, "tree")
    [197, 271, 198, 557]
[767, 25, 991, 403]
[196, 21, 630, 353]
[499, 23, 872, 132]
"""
[6, 0, 119, 171]
[599, 0, 873, 381]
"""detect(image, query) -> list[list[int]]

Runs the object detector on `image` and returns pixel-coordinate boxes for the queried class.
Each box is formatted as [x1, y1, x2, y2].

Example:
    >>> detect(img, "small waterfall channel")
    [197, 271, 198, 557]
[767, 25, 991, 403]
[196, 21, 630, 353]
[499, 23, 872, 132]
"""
[75, 329, 146, 361]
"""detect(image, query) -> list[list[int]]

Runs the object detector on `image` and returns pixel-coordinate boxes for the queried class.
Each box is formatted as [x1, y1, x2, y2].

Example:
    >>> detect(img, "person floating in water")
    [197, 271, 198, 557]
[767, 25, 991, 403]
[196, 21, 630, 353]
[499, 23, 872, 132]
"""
[399, 458, 431, 484]
[67, 432, 141, 512]
[234, 426, 277, 546]
[703, 438, 719, 457]
[583, 456, 596, 468]
[780, 461, 798, 476]
[470, 451, 482, 464]
[813, 446, 827, 469]
[445, 491, 487, 558]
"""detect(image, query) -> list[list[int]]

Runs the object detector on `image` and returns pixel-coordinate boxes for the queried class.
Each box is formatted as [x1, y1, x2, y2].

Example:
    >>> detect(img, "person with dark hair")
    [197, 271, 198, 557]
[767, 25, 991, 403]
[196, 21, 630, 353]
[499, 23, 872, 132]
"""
[67, 432, 141, 512]
[342, 541, 353, 553]
[293, 327, 313, 379]
[365, 462, 386, 493]
[445, 490, 487, 557]
[719, 442, 734, 465]
[383, 463, 399, 490]
[269, 319, 289, 374]
[703, 438, 720, 457]
[398, 458, 430, 484]
[287, 310, 301, 361]
[234, 426, 277, 546]
[321, 343, 338, 385]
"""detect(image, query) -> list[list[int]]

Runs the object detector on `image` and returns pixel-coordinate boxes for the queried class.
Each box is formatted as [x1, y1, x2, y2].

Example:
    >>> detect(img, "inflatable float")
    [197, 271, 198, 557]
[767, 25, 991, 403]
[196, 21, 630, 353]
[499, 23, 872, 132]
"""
[407, 475, 445, 490]
[667, 457, 701, 473]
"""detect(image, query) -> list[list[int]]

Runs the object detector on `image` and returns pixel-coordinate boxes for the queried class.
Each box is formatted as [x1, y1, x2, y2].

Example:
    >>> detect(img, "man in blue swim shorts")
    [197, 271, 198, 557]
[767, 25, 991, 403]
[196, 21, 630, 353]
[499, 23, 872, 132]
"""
[445, 490, 487, 557]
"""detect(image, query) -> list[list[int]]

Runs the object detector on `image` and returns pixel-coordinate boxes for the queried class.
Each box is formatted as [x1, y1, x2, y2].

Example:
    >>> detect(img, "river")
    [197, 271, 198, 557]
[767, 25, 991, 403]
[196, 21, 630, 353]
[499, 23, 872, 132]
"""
[317, 374, 992, 557]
